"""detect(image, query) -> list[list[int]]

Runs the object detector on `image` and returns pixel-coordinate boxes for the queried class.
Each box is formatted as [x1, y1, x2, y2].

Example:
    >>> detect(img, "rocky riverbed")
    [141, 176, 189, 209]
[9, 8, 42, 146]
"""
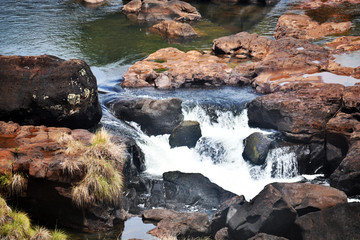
[1, 0, 360, 239]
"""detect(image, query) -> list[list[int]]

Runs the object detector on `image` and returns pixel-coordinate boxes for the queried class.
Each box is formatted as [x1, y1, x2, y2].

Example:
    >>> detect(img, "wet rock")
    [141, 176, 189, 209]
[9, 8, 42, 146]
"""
[247, 83, 344, 140]
[248, 233, 289, 240]
[169, 121, 202, 148]
[210, 195, 246, 235]
[122, 0, 201, 22]
[270, 182, 347, 216]
[163, 171, 236, 209]
[0, 55, 102, 129]
[212, 32, 271, 60]
[122, 47, 247, 88]
[330, 141, 360, 196]
[297, 0, 360, 10]
[215, 227, 230, 240]
[326, 36, 360, 53]
[143, 208, 210, 238]
[150, 20, 198, 40]
[106, 96, 183, 136]
[227, 184, 297, 239]
[242, 132, 271, 165]
[83, 0, 106, 4]
[291, 203, 360, 240]
[274, 14, 351, 40]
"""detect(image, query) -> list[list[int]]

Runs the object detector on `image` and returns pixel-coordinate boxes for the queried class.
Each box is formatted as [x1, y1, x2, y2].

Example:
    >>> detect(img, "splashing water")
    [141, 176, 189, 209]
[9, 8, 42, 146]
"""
[134, 105, 302, 200]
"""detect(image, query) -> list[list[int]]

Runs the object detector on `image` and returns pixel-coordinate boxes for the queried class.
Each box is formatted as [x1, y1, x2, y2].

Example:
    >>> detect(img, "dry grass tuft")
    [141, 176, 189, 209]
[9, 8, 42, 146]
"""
[31, 226, 51, 240]
[10, 173, 27, 196]
[58, 128, 126, 208]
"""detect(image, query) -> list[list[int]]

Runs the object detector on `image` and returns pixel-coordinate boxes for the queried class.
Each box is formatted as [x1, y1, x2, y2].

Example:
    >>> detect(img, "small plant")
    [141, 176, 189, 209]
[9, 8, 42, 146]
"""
[31, 226, 51, 240]
[10, 173, 27, 196]
[0, 210, 31, 239]
[153, 67, 169, 73]
[51, 229, 68, 240]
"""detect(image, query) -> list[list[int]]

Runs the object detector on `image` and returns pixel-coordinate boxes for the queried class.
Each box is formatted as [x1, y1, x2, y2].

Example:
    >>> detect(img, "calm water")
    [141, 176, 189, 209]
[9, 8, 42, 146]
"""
[1, 0, 360, 239]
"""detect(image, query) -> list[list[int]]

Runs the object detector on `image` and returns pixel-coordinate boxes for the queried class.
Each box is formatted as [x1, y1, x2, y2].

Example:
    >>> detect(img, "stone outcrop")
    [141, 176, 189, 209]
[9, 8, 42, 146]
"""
[122, 0, 201, 22]
[297, 0, 360, 9]
[105, 96, 183, 136]
[0, 121, 137, 231]
[274, 14, 351, 40]
[292, 203, 360, 240]
[248, 233, 289, 240]
[242, 132, 271, 165]
[0, 55, 102, 129]
[226, 183, 347, 239]
[142, 208, 210, 238]
[326, 36, 360, 53]
[163, 171, 236, 209]
[122, 47, 247, 89]
[150, 20, 198, 40]
[169, 121, 202, 148]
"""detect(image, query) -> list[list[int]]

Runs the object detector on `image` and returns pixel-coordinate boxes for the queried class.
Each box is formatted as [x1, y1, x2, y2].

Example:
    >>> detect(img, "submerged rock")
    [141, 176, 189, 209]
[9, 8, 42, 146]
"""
[106, 96, 183, 136]
[0, 55, 102, 129]
[292, 203, 360, 240]
[150, 20, 198, 40]
[242, 132, 271, 165]
[274, 14, 351, 40]
[169, 121, 202, 148]
[122, 0, 201, 22]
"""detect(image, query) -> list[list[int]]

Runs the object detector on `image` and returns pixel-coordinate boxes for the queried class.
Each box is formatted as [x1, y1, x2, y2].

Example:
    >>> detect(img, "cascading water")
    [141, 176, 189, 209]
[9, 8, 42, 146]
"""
[133, 103, 302, 200]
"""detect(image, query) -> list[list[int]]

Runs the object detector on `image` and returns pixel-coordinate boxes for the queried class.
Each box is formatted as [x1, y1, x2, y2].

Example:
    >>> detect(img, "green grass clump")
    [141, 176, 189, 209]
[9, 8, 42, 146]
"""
[153, 68, 169, 73]
[58, 128, 126, 208]
[51, 229, 68, 240]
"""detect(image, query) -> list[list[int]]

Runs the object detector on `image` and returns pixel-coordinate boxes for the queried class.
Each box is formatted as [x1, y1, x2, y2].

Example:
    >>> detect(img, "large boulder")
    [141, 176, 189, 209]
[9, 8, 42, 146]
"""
[242, 132, 271, 165]
[0, 55, 102, 129]
[169, 121, 202, 148]
[106, 97, 183, 135]
[142, 208, 210, 238]
[122, 0, 201, 22]
[150, 20, 198, 40]
[274, 14, 351, 40]
[292, 203, 360, 240]
[122, 47, 247, 89]
[330, 141, 360, 196]
[163, 171, 236, 209]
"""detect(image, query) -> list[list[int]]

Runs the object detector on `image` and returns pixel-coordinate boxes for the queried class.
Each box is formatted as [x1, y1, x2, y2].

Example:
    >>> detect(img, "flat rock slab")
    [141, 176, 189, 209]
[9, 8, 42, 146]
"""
[150, 20, 198, 40]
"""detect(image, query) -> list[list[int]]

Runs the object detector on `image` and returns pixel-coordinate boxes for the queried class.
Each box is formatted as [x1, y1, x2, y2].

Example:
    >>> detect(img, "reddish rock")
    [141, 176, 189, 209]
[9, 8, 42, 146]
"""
[330, 141, 360, 196]
[274, 14, 351, 40]
[122, 47, 244, 88]
[248, 233, 288, 240]
[0, 55, 102, 129]
[150, 20, 198, 40]
[143, 208, 210, 238]
[326, 36, 360, 53]
[122, 0, 201, 22]
[297, 0, 360, 10]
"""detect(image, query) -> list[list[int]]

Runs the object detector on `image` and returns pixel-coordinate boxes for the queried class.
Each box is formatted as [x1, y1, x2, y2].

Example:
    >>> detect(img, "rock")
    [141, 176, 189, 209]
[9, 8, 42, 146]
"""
[297, 0, 360, 10]
[227, 184, 297, 239]
[247, 83, 343, 140]
[291, 203, 360, 240]
[274, 14, 351, 40]
[210, 195, 246, 235]
[163, 171, 236, 209]
[248, 233, 289, 240]
[330, 141, 360, 196]
[143, 208, 210, 238]
[215, 227, 230, 240]
[0, 55, 102, 129]
[122, 0, 201, 22]
[325, 36, 360, 53]
[83, 0, 106, 4]
[169, 121, 202, 148]
[212, 32, 271, 60]
[106, 97, 183, 136]
[122, 47, 247, 88]
[242, 132, 271, 165]
[270, 182, 348, 216]
[150, 20, 198, 40]
[0, 121, 136, 231]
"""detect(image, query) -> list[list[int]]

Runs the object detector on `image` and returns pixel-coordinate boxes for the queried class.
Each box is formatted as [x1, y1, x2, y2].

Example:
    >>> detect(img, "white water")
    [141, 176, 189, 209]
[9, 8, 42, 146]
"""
[133, 105, 302, 200]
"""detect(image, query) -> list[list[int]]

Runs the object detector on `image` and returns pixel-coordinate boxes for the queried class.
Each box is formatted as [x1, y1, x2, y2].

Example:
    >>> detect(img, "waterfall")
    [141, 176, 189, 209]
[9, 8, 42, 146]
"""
[133, 104, 302, 200]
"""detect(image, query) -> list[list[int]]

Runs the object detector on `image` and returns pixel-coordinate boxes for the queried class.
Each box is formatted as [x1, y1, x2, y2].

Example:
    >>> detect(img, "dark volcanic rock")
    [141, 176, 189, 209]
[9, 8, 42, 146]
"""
[242, 132, 271, 165]
[0, 55, 102, 129]
[123, 0, 201, 22]
[330, 141, 360, 196]
[227, 184, 297, 239]
[291, 203, 360, 240]
[106, 97, 183, 136]
[163, 171, 236, 209]
[169, 121, 202, 148]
